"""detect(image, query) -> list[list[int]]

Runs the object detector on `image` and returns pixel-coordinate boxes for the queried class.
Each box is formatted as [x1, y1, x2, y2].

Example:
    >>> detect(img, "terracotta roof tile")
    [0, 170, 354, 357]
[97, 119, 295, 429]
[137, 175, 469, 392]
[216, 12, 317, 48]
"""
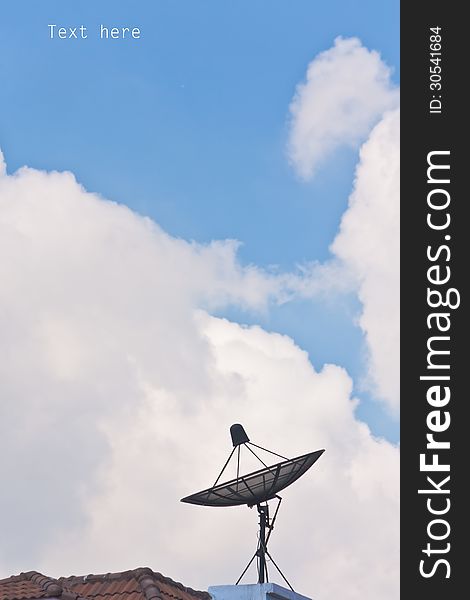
[0, 569, 209, 600]
[0, 572, 62, 600]
[0, 577, 45, 600]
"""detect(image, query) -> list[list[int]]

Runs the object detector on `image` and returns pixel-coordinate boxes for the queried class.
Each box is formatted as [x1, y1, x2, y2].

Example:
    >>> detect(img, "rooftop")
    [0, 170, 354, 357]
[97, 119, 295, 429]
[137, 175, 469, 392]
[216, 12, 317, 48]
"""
[0, 569, 210, 600]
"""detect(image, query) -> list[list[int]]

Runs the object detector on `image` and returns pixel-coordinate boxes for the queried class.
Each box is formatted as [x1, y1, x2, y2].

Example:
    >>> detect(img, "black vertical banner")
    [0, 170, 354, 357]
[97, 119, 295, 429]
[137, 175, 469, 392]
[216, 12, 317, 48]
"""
[401, 3, 465, 598]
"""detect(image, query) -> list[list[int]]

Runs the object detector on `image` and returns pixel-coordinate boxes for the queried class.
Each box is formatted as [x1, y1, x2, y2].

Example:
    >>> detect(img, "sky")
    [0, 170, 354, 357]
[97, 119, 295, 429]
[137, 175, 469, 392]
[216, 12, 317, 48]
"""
[0, 2, 399, 599]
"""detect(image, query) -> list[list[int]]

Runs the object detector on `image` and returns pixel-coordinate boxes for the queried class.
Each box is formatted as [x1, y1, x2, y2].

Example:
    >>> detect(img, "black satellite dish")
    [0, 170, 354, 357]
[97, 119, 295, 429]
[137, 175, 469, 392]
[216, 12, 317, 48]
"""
[181, 424, 325, 590]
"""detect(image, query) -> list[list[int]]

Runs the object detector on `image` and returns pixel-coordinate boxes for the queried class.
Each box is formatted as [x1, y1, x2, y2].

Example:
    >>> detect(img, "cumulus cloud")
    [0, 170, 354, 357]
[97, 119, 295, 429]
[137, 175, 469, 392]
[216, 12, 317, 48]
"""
[0, 161, 278, 568]
[40, 316, 399, 600]
[332, 109, 400, 412]
[286, 37, 399, 412]
[0, 155, 398, 599]
[288, 37, 399, 179]
[290, 111, 400, 412]
[0, 150, 5, 176]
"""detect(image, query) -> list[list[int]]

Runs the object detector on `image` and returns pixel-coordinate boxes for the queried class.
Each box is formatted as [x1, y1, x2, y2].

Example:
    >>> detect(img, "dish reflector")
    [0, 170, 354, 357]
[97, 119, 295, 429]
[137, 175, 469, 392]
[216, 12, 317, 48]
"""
[181, 449, 324, 507]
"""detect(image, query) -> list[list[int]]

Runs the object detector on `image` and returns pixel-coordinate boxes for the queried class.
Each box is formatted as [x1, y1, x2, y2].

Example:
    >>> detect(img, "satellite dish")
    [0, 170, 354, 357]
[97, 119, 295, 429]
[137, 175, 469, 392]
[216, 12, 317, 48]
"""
[181, 424, 325, 590]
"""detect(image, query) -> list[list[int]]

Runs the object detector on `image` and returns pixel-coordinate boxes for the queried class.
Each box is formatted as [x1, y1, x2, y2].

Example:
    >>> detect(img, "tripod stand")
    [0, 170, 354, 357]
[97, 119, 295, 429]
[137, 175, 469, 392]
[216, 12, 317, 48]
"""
[236, 496, 294, 591]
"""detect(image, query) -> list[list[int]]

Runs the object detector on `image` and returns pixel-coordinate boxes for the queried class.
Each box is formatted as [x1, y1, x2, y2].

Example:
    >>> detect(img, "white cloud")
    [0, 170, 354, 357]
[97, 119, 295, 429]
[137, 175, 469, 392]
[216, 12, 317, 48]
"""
[0, 149, 5, 176]
[331, 109, 400, 411]
[0, 155, 398, 599]
[286, 37, 400, 413]
[288, 37, 399, 179]
[36, 316, 399, 600]
[0, 161, 278, 568]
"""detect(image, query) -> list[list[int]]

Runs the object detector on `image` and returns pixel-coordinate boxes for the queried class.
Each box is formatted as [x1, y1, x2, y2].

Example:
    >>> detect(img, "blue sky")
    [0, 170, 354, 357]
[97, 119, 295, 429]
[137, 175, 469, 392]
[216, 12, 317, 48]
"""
[0, 1, 399, 440]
